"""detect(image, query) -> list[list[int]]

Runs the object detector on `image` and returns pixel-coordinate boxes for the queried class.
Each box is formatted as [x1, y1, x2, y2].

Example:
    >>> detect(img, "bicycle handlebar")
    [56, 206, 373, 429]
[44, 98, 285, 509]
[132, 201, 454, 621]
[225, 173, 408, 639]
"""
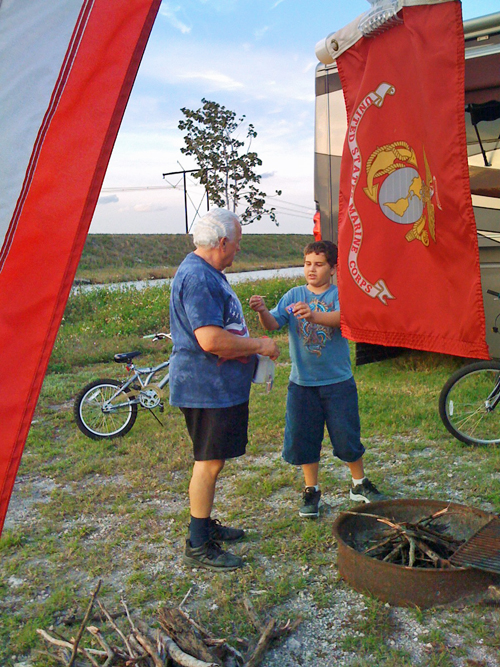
[142, 333, 172, 341]
[487, 289, 500, 299]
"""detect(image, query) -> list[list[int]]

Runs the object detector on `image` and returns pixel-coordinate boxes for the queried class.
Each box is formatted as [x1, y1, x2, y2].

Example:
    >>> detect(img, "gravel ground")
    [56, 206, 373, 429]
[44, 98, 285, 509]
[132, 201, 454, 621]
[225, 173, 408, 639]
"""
[4, 447, 500, 667]
[259, 590, 500, 667]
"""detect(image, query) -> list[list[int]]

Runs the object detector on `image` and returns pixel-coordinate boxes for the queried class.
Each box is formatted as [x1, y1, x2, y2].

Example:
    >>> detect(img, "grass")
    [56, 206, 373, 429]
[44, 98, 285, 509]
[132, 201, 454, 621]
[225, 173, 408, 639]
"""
[76, 233, 312, 283]
[1, 277, 500, 666]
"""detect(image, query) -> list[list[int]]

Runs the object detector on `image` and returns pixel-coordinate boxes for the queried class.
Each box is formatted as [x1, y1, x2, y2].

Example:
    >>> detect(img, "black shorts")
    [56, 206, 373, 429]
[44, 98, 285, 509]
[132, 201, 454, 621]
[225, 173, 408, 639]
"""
[180, 401, 249, 461]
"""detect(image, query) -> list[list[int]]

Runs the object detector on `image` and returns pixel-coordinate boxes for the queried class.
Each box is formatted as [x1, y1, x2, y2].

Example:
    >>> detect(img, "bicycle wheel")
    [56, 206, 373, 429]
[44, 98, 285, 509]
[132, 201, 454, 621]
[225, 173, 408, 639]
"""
[74, 379, 138, 440]
[439, 361, 500, 445]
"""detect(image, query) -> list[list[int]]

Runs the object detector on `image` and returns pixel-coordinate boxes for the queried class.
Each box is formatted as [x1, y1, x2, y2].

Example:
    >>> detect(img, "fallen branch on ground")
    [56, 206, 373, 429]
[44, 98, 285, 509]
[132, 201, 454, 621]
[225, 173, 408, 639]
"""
[37, 586, 301, 666]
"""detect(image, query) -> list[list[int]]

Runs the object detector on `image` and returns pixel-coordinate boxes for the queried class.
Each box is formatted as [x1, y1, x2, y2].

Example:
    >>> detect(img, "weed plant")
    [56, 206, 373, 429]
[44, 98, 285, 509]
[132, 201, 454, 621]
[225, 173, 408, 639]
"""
[1, 277, 499, 666]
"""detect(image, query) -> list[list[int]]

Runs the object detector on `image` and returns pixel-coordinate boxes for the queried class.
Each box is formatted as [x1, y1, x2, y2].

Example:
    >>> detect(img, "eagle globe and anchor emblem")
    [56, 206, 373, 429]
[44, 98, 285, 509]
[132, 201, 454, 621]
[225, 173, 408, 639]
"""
[363, 141, 440, 246]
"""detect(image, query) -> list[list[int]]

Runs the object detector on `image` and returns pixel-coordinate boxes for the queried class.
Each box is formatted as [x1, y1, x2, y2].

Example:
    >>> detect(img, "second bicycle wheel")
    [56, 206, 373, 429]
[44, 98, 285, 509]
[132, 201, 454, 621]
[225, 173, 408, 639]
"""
[439, 361, 500, 445]
[74, 378, 138, 440]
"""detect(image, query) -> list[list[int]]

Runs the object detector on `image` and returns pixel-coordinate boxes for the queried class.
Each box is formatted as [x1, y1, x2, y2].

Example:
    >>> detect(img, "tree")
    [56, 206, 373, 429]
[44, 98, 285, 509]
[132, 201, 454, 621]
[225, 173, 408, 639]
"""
[178, 98, 281, 225]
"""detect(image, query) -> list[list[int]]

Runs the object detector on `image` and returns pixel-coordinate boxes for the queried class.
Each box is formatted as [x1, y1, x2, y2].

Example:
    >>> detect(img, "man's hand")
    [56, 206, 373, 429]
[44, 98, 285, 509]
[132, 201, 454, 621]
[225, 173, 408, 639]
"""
[258, 337, 280, 361]
[195, 326, 279, 361]
[249, 295, 267, 313]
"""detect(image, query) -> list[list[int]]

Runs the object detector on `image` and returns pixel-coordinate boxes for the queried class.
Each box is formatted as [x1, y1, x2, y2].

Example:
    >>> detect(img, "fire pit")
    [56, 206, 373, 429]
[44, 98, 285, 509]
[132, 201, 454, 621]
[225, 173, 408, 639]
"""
[332, 499, 500, 608]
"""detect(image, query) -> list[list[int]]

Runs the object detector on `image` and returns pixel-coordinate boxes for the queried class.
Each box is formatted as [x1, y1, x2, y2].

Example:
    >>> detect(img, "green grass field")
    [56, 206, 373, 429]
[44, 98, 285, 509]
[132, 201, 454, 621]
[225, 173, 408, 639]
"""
[1, 278, 500, 667]
[76, 233, 312, 284]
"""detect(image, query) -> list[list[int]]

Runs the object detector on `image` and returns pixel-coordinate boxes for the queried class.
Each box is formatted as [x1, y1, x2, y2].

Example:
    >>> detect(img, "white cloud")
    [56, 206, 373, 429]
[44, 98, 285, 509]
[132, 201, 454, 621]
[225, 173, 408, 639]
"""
[159, 4, 191, 34]
[94, 32, 318, 233]
[302, 61, 316, 73]
[133, 203, 170, 213]
[141, 38, 315, 105]
[98, 194, 119, 204]
[270, 0, 285, 8]
[254, 26, 270, 40]
[178, 70, 244, 90]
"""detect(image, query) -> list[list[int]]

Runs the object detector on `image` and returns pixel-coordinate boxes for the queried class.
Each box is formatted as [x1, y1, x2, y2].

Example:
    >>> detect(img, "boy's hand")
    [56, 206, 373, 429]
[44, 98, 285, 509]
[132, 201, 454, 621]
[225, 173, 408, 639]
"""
[249, 295, 267, 313]
[249, 296, 280, 332]
[292, 301, 315, 322]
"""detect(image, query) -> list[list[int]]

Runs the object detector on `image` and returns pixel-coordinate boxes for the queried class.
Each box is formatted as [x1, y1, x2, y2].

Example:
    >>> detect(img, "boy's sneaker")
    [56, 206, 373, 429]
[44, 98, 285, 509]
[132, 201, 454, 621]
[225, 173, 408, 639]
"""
[183, 539, 243, 571]
[299, 487, 322, 517]
[209, 518, 245, 542]
[349, 478, 387, 504]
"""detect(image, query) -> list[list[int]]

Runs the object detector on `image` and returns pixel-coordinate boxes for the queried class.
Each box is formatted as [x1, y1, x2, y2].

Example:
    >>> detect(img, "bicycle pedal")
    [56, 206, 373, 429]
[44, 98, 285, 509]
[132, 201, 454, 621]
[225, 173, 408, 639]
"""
[159, 403, 164, 413]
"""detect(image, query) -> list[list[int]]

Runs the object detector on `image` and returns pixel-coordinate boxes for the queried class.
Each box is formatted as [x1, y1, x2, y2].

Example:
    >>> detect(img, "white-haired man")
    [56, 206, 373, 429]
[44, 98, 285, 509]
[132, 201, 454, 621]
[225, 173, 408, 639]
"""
[169, 208, 280, 571]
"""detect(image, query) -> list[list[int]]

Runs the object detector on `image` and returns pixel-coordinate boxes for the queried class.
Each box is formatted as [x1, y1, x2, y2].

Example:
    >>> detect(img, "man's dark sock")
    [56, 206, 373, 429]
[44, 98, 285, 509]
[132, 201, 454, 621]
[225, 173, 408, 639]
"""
[189, 516, 210, 547]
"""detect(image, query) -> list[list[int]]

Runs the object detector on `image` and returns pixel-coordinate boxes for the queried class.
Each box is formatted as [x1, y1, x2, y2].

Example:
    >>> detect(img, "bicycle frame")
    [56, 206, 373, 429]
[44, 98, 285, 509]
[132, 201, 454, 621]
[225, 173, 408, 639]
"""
[74, 332, 173, 440]
[100, 359, 170, 413]
[485, 377, 500, 412]
[486, 289, 500, 413]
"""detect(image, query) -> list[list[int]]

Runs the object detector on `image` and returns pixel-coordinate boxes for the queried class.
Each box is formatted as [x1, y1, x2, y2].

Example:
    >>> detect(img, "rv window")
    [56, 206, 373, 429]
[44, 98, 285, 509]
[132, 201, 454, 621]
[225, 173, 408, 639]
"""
[465, 101, 500, 166]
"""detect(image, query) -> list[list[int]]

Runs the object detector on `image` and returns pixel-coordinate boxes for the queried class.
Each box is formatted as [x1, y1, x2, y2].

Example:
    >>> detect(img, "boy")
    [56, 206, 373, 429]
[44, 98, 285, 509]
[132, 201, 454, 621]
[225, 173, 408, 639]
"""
[249, 241, 385, 517]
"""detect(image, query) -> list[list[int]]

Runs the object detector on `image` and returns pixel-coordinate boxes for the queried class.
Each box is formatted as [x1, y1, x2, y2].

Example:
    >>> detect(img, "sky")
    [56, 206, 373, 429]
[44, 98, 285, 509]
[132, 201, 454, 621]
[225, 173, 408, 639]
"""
[90, 0, 500, 236]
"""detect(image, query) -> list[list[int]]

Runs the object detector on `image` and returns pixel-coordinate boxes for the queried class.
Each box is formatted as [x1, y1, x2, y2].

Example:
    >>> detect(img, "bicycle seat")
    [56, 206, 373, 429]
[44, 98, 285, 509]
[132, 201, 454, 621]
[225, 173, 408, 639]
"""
[114, 351, 142, 364]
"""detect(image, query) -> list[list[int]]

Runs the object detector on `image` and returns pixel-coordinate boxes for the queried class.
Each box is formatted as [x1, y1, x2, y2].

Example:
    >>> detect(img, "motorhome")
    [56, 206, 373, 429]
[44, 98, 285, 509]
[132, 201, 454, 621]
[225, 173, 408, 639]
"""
[314, 10, 500, 359]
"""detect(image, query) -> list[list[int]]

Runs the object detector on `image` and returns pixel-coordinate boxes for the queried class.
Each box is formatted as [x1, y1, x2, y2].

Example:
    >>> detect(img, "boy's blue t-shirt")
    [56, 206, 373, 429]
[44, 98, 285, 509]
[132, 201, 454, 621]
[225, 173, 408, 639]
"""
[169, 252, 255, 408]
[270, 284, 352, 386]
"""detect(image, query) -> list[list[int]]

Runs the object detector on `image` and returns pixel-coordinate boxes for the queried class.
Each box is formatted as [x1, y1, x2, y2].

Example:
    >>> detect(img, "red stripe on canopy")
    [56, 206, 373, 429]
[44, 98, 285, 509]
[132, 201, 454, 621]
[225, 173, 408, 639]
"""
[0, 0, 95, 270]
[0, 0, 161, 534]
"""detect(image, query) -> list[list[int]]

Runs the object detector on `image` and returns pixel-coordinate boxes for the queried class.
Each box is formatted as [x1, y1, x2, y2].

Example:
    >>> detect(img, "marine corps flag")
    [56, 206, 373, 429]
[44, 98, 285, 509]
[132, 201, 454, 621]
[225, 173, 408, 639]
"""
[0, 0, 161, 535]
[334, 0, 489, 358]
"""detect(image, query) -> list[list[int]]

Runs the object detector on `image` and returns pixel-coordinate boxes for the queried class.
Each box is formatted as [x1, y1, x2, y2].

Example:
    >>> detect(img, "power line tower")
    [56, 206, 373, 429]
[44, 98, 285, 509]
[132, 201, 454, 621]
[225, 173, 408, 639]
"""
[162, 168, 209, 234]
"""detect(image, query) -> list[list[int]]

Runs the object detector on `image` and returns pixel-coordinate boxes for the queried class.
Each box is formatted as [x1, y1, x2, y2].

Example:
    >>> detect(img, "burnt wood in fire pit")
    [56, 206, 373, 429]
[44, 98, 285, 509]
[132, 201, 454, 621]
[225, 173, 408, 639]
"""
[332, 499, 500, 608]
[343, 506, 464, 568]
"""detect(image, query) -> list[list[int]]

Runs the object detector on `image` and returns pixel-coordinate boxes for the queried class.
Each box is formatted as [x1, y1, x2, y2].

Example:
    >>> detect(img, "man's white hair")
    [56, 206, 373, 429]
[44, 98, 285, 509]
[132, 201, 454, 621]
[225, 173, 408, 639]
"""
[192, 208, 240, 249]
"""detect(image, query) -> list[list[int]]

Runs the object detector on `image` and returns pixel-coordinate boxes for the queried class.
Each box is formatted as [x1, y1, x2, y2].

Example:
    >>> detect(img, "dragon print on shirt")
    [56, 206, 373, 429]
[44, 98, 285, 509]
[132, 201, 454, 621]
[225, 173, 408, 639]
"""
[297, 297, 334, 357]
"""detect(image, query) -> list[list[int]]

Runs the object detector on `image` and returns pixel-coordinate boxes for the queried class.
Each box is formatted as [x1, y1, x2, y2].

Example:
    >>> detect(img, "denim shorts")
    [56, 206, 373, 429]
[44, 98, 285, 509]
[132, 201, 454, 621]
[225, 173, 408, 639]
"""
[282, 377, 365, 465]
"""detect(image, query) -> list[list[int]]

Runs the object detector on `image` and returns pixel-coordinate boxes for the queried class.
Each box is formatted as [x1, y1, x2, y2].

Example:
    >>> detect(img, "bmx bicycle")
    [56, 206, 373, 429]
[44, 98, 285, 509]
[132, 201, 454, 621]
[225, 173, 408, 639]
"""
[439, 290, 500, 446]
[74, 333, 172, 440]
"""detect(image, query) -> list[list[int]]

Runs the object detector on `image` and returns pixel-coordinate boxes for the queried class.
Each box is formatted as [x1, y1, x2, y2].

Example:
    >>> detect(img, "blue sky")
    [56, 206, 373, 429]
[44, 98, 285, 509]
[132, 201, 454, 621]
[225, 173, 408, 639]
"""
[90, 0, 500, 235]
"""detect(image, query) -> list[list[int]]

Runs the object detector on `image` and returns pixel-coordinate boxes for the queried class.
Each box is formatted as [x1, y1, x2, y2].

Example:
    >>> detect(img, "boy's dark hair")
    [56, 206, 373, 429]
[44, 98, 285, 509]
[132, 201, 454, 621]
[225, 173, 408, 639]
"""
[303, 240, 338, 268]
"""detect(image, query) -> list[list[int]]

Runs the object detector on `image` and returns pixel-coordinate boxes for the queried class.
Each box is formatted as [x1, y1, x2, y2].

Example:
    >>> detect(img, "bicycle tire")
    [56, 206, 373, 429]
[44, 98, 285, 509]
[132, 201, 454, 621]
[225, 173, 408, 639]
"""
[439, 360, 500, 446]
[74, 378, 138, 440]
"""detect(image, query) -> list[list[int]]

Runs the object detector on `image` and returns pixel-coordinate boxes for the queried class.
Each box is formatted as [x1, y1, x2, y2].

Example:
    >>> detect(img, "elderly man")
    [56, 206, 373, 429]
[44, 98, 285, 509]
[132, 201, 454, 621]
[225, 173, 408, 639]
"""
[169, 208, 280, 571]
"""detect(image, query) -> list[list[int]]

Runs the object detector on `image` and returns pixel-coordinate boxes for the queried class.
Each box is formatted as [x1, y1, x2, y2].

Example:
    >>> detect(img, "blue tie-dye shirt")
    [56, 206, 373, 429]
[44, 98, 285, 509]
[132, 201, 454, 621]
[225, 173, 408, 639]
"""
[270, 284, 352, 386]
[169, 252, 256, 408]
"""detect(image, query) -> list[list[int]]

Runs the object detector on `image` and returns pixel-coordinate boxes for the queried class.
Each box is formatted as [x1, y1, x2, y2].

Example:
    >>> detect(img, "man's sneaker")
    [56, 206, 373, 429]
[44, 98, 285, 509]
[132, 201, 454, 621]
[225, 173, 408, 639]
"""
[299, 487, 322, 518]
[183, 539, 243, 571]
[349, 478, 387, 504]
[209, 518, 245, 542]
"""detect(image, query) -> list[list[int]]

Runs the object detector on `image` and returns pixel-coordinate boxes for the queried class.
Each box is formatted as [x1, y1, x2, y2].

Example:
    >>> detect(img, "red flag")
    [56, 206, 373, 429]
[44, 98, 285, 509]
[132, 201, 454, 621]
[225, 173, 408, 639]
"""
[0, 0, 161, 535]
[336, 1, 489, 359]
[313, 210, 322, 240]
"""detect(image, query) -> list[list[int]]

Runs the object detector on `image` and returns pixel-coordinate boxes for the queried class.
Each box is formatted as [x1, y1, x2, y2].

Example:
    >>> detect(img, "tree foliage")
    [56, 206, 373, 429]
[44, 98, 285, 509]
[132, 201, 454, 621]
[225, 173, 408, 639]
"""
[178, 98, 281, 225]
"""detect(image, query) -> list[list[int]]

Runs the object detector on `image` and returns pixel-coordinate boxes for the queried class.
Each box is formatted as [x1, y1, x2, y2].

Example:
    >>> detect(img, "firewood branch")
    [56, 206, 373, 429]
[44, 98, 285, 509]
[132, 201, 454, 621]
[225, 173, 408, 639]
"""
[97, 599, 136, 658]
[36, 628, 105, 665]
[133, 628, 165, 667]
[244, 619, 276, 667]
[38, 590, 300, 667]
[68, 580, 101, 667]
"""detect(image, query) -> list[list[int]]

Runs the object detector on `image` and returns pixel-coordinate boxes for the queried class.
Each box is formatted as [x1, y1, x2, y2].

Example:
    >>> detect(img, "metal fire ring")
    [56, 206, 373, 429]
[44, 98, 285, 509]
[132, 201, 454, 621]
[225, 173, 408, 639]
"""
[332, 498, 500, 608]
